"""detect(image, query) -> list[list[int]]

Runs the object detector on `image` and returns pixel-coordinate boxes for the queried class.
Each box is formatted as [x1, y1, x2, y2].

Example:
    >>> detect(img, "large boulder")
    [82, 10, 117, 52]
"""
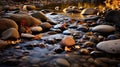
[9, 14, 42, 27]
[104, 10, 120, 26]
[81, 8, 98, 15]
[1, 28, 20, 40]
[97, 39, 120, 54]
[0, 18, 18, 35]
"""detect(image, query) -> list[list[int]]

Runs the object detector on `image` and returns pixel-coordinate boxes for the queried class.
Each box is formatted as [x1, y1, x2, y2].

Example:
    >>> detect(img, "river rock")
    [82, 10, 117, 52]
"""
[60, 36, 75, 46]
[92, 25, 115, 33]
[23, 5, 36, 11]
[81, 8, 98, 15]
[54, 58, 70, 67]
[9, 14, 42, 27]
[0, 18, 18, 35]
[31, 11, 51, 22]
[1, 28, 20, 40]
[40, 22, 52, 31]
[30, 26, 43, 33]
[63, 30, 75, 35]
[97, 39, 120, 54]
[0, 40, 9, 49]
[21, 33, 35, 38]
[63, 7, 80, 13]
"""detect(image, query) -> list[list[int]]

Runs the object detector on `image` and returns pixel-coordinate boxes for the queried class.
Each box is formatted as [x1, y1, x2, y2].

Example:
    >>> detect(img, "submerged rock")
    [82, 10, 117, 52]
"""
[53, 58, 70, 67]
[97, 39, 120, 54]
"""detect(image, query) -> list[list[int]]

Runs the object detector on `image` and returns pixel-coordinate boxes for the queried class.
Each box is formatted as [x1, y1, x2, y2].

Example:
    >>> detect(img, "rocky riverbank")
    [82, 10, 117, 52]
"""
[0, 4, 120, 67]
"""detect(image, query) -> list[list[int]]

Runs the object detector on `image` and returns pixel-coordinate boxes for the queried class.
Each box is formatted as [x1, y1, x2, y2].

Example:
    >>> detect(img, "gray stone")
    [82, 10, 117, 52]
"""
[63, 30, 75, 35]
[92, 25, 115, 33]
[55, 58, 70, 67]
[97, 39, 120, 54]
[1, 28, 20, 40]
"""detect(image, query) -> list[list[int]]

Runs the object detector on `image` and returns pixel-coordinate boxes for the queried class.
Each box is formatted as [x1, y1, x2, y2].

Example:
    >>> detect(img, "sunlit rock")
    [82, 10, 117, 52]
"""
[97, 39, 120, 54]
[0, 18, 18, 35]
[81, 8, 98, 15]
[63, 6, 80, 13]
[23, 5, 36, 11]
[1, 28, 20, 40]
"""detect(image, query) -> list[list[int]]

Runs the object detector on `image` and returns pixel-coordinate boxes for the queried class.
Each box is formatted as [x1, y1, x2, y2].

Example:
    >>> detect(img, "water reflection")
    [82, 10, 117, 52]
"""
[65, 13, 86, 19]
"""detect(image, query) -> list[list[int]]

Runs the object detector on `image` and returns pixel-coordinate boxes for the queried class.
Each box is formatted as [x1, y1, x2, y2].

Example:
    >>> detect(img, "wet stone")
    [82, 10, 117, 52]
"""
[54, 48, 64, 53]
[97, 39, 120, 54]
[40, 22, 52, 31]
[77, 25, 89, 32]
[92, 25, 116, 33]
[90, 51, 106, 58]
[63, 30, 75, 35]
[80, 48, 90, 55]
[1, 28, 20, 40]
[53, 58, 70, 67]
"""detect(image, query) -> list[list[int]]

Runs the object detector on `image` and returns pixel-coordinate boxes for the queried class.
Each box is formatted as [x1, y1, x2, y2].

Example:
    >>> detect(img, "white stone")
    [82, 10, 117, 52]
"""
[92, 25, 115, 33]
[1, 28, 20, 40]
[97, 39, 120, 54]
